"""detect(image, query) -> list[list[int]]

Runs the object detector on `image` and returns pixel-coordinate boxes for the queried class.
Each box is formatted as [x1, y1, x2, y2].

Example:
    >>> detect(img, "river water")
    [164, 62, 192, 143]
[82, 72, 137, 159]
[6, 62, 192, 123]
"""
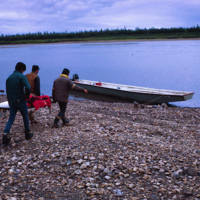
[0, 40, 199, 107]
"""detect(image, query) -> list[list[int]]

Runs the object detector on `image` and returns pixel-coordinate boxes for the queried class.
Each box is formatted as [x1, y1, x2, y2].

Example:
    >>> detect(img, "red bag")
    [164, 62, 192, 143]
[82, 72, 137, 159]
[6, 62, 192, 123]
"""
[27, 95, 51, 110]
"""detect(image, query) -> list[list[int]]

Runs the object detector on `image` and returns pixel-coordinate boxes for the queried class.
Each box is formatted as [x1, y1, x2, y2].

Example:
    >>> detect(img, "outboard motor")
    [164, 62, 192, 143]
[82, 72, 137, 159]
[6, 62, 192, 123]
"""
[72, 74, 79, 81]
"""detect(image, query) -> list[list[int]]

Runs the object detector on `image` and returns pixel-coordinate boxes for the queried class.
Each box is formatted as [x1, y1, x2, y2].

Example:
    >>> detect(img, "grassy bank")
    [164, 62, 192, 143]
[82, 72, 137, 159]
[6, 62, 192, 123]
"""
[1, 27, 200, 45]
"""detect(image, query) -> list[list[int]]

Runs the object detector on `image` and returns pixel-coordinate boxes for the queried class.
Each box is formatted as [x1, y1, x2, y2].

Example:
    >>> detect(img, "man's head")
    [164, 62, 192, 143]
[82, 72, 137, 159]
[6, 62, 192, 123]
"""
[15, 62, 26, 73]
[62, 68, 70, 75]
[32, 65, 40, 74]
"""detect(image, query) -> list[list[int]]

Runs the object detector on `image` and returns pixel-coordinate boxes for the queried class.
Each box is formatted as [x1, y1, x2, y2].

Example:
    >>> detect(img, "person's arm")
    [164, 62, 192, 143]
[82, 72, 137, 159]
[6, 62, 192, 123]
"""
[34, 76, 40, 96]
[52, 81, 56, 102]
[72, 84, 88, 94]
[22, 75, 31, 98]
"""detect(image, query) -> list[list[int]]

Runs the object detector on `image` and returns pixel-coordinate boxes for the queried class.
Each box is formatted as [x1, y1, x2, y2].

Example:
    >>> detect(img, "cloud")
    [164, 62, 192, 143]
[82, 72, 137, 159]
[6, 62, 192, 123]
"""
[0, 11, 29, 20]
[0, 0, 200, 34]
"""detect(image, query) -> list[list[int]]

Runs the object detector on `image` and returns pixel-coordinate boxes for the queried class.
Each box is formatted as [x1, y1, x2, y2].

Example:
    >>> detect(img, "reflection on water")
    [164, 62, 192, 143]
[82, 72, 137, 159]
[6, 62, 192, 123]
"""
[0, 40, 199, 107]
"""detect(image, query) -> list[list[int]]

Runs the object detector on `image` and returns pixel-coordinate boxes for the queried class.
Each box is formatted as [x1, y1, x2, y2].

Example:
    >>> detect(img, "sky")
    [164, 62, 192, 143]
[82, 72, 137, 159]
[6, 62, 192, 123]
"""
[0, 0, 200, 35]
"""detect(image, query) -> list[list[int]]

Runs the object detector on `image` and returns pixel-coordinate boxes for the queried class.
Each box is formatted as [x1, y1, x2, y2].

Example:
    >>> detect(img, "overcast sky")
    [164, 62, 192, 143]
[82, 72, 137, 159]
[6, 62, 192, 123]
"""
[0, 0, 200, 34]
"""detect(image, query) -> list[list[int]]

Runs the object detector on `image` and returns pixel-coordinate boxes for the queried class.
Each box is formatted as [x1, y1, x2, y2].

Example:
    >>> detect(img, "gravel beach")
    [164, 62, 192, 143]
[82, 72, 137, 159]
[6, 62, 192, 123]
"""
[0, 94, 200, 200]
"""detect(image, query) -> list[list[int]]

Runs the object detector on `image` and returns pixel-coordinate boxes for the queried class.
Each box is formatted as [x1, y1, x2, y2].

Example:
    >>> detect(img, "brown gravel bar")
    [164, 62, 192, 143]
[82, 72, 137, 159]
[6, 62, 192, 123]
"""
[0, 94, 200, 200]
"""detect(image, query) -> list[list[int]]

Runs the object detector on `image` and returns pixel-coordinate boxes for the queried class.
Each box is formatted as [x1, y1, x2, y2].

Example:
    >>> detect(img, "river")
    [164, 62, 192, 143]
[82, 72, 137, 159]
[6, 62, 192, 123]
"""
[0, 39, 199, 107]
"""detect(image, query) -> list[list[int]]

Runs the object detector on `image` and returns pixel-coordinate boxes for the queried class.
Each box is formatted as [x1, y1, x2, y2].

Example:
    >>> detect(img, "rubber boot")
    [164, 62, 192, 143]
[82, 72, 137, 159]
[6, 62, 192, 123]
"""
[2, 134, 11, 146]
[53, 116, 59, 128]
[25, 130, 33, 140]
[62, 117, 70, 126]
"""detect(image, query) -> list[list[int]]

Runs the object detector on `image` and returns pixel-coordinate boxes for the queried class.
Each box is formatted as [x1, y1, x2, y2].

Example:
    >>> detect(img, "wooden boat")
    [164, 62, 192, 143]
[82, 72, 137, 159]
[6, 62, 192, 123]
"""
[74, 79, 194, 104]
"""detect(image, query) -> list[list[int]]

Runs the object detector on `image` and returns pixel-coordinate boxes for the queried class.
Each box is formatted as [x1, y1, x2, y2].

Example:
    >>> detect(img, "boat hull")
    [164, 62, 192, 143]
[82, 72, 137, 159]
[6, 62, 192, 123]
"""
[75, 81, 194, 104]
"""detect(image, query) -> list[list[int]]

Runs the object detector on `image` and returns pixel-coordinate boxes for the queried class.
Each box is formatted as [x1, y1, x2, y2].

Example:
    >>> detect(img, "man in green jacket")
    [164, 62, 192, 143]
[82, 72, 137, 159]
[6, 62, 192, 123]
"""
[3, 62, 33, 145]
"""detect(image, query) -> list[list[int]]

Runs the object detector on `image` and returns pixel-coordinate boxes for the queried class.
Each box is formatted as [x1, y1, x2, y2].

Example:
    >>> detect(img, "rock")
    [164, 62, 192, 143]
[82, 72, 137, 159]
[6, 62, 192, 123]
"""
[183, 167, 198, 176]
[161, 103, 168, 108]
[127, 184, 134, 189]
[98, 164, 104, 170]
[80, 162, 90, 169]
[11, 156, 17, 161]
[159, 168, 165, 173]
[124, 173, 129, 178]
[89, 156, 96, 161]
[8, 198, 17, 200]
[105, 175, 111, 180]
[8, 168, 15, 174]
[74, 170, 82, 175]
[183, 190, 193, 197]
[113, 189, 123, 196]
[173, 169, 183, 178]
[103, 168, 110, 174]
[149, 194, 160, 200]
[77, 159, 84, 164]
[66, 158, 72, 165]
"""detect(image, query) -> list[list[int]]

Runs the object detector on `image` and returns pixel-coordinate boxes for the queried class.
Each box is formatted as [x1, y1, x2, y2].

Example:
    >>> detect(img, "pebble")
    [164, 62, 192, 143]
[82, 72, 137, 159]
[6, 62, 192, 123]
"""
[74, 170, 82, 175]
[129, 184, 135, 189]
[105, 176, 111, 180]
[77, 159, 84, 164]
[89, 156, 96, 161]
[80, 162, 90, 169]
[113, 189, 123, 196]
[173, 169, 183, 178]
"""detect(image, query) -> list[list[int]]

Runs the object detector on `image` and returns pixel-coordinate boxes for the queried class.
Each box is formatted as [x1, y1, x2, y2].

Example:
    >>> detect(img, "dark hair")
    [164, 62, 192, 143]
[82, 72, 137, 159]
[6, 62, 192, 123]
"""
[62, 68, 70, 75]
[15, 62, 26, 72]
[72, 74, 79, 81]
[32, 65, 39, 72]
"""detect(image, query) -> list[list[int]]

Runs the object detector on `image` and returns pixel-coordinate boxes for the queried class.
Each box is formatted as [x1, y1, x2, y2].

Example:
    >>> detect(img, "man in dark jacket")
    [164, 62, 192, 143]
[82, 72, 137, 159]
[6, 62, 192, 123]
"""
[52, 68, 88, 128]
[3, 62, 33, 145]
[26, 65, 40, 96]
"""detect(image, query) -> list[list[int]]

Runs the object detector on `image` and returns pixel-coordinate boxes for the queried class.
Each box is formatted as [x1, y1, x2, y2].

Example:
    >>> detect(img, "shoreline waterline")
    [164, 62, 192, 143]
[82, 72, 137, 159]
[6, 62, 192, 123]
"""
[0, 37, 200, 47]
[0, 93, 195, 109]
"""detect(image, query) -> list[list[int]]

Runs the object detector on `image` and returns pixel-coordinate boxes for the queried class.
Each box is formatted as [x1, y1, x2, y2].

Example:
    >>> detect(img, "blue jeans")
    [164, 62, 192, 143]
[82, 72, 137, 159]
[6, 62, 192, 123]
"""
[4, 101, 30, 134]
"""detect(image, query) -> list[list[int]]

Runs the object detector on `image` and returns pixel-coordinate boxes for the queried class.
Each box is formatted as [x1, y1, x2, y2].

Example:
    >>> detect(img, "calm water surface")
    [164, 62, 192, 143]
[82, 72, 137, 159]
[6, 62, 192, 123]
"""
[0, 40, 199, 107]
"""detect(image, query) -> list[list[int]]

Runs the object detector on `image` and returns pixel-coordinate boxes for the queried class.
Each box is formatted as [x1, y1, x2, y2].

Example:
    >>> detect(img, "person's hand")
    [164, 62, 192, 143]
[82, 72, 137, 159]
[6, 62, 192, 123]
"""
[30, 93, 36, 97]
[84, 89, 88, 94]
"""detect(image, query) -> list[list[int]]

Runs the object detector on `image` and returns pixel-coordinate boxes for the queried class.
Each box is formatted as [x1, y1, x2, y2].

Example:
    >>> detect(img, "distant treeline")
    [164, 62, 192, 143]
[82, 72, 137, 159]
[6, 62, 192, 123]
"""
[0, 26, 200, 44]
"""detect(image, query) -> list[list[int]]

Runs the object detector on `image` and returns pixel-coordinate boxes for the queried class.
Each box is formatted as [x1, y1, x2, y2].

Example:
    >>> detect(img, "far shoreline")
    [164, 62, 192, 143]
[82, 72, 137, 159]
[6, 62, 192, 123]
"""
[0, 37, 200, 47]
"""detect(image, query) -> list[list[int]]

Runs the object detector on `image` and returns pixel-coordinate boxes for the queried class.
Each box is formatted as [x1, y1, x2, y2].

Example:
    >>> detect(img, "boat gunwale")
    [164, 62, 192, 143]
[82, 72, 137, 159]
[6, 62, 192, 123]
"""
[76, 80, 194, 97]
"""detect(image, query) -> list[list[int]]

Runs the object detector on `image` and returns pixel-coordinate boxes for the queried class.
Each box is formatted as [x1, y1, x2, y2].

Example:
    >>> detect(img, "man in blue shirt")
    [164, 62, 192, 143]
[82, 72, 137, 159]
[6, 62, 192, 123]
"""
[3, 62, 33, 145]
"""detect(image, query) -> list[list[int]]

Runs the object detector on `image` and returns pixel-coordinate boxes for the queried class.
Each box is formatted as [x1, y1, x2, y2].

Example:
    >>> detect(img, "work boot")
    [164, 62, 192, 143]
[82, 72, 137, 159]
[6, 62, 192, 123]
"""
[2, 134, 11, 146]
[62, 118, 70, 126]
[25, 131, 33, 140]
[53, 117, 59, 128]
